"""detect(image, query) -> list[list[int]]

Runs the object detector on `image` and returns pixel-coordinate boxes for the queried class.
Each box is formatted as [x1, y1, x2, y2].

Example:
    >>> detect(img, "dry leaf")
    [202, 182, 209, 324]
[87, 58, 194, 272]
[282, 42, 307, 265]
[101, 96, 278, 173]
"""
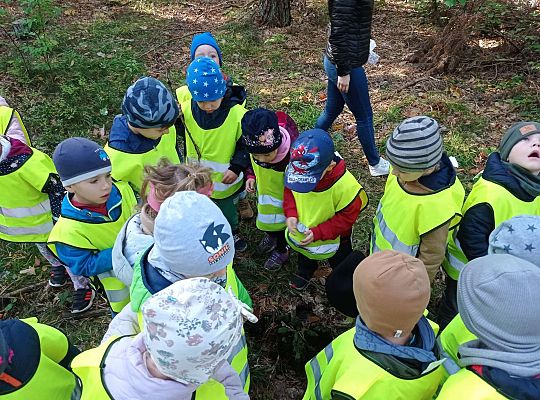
[280, 96, 291, 106]
[20, 267, 36, 275]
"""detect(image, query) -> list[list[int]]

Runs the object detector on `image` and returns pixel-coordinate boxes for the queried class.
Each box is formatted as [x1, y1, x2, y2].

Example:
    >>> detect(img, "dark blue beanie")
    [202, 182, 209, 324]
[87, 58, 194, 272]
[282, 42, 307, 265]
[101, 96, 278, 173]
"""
[0, 328, 7, 375]
[121, 77, 180, 129]
[186, 58, 227, 102]
[53, 137, 111, 186]
[241, 108, 282, 154]
[190, 32, 223, 65]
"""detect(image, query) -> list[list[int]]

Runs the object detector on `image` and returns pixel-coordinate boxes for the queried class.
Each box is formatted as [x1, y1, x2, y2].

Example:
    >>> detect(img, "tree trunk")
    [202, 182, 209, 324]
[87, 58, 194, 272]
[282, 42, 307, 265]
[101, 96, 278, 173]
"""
[257, 0, 291, 27]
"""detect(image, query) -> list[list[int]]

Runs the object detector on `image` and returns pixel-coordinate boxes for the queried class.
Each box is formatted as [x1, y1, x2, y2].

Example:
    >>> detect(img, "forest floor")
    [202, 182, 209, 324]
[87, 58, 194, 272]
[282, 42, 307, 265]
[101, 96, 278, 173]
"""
[0, 0, 538, 398]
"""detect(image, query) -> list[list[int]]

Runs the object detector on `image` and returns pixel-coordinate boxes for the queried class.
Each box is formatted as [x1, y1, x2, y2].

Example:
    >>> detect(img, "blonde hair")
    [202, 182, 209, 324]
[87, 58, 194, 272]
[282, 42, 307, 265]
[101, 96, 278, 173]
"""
[140, 158, 213, 222]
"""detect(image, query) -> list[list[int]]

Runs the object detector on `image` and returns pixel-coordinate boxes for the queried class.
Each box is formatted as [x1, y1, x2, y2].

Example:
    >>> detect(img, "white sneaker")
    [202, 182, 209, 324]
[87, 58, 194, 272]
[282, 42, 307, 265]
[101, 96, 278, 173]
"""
[369, 157, 390, 177]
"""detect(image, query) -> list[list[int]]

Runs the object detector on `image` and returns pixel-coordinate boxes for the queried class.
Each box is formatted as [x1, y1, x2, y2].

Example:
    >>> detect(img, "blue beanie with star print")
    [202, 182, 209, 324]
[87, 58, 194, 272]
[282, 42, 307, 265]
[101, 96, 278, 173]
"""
[186, 58, 227, 102]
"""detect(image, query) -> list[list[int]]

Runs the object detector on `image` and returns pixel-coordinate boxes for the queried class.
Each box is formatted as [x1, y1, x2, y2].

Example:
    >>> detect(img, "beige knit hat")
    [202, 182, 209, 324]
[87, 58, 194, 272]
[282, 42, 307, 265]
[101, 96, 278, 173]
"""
[353, 250, 431, 338]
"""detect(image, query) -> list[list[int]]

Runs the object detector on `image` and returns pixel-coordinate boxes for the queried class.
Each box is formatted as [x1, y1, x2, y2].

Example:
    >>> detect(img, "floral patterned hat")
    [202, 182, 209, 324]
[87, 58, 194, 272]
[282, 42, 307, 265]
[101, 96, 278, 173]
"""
[141, 277, 257, 385]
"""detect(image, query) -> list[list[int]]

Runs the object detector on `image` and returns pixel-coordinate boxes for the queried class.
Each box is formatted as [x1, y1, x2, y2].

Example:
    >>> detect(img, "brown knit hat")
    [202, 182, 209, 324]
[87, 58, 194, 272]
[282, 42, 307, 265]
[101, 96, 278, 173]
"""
[353, 250, 431, 338]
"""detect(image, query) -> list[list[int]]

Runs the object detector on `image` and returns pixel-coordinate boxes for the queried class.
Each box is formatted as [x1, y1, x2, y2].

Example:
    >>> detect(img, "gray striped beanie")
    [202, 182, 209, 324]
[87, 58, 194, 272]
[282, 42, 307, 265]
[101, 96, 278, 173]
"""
[386, 116, 443, 172]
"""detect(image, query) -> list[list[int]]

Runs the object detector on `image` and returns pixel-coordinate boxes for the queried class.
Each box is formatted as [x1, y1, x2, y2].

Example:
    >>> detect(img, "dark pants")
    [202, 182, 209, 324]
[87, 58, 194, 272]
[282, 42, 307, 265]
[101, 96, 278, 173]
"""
[212, 195, 239, 232]
[437, 274, 458, 330]
[315, 56, 380, 166]
[297, 236, 353, 278]
[266, 230, 288, 252]
[325, 250, 366, 318]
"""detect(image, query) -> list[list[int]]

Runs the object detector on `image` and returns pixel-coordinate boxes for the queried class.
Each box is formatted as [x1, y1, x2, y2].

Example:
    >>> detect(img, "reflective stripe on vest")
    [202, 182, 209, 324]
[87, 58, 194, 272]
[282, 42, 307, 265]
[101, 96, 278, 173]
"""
[252, 157, 287, 231]
[104, 126, 179, 194]
[0, 148, 56, 243]
[179, 85, 247, 200]
[371, 203, 419, 255]
[1, 318, 78, 400]
[287, 169, 365, 260]
[303, 326, 444, 400]
[97, 270, 130, 306]
[438, 314, 478, 379]
[370, 170, 465, 256]
[443, 176, 540, 280]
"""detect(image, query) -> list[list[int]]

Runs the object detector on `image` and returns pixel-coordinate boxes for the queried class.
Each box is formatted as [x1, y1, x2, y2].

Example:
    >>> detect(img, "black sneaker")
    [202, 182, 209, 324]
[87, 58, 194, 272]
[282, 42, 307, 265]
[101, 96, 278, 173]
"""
[290, 274, 310, 291]
[49, 265, 68, 288]
[71, 287, 95, 314]
[233, 234, 248, 252]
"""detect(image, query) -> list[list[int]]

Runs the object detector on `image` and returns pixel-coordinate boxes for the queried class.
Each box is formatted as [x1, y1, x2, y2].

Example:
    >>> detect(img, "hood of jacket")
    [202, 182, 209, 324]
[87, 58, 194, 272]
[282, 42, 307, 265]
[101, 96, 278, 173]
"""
[60, 183, 123, 222]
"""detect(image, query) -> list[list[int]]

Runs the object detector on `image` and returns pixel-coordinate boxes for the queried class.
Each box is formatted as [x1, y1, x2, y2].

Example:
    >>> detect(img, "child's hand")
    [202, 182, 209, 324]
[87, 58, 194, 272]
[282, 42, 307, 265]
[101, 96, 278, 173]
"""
[300, 229, 314, 245]
[337, 74, 350, 93]
[222, 170, 238, 184]
[246, 178, 256, 193]
[286, 217, 298, 234]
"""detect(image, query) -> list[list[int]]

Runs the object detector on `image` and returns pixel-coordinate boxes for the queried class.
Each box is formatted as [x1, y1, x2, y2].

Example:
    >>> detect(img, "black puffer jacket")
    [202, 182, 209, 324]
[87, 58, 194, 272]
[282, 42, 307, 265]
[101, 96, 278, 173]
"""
[325, 0, 374, 76]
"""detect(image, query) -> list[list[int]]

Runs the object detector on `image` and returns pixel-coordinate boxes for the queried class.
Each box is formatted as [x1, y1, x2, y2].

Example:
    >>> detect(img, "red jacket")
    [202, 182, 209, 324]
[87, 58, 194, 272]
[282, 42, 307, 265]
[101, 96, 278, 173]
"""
[283, 158, 363, 241]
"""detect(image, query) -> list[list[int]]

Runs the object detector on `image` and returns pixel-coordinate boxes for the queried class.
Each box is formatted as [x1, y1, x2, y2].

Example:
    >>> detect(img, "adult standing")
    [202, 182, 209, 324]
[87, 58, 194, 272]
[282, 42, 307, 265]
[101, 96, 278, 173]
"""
[316, 0, 390, 176]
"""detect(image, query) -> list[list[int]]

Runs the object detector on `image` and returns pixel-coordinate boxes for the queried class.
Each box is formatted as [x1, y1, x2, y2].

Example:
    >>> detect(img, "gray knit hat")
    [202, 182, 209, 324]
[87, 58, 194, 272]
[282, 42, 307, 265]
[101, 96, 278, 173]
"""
[458, 254, 540, 376]
[122, 77, 180, 129]
[488, 215, 540, 267]
[148, 191, 234, 279]
[499, 121, 540, 161]
[386, 116, 443, 172]
[53, 137, 112, 186]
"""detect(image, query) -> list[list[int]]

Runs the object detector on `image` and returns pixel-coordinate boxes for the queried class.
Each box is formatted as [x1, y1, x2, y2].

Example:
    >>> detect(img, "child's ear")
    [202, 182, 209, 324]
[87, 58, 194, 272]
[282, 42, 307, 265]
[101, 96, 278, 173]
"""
[64, 184, 75, 193]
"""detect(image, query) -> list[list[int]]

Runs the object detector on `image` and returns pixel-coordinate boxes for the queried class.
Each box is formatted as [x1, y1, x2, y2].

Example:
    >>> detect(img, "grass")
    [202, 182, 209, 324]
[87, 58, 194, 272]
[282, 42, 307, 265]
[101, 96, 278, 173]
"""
[0, 0, 536, 398]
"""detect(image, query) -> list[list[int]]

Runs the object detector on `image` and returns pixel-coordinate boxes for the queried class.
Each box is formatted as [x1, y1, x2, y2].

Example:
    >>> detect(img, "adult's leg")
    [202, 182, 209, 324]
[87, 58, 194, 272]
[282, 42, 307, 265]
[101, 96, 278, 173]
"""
[326, 250, 366, 317]
[315, 56, 346, 131]
[342, 66, 380, 166]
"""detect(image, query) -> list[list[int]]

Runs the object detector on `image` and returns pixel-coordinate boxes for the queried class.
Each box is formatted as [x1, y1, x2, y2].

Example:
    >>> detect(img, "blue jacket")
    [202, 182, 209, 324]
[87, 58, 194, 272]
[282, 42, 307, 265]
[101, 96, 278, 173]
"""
[55, 185, 123, 277]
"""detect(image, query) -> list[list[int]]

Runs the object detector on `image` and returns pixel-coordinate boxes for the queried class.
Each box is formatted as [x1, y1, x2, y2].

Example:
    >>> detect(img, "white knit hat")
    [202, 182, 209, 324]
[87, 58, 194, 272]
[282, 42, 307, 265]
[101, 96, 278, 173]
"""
[148, 191, 234, 278]
[141, 277, 257, 385]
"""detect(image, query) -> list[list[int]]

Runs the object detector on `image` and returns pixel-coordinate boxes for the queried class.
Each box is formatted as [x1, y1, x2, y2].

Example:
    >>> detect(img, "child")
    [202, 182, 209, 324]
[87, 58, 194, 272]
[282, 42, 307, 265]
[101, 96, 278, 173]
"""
[71, 277, 256, 400]
[0, 317, 80, 399]
[241, 108, 299, 270]
[105, 77, 181, 194]
[438, 215, 540, 378]
[303, 251, 444, 399]
[284, 129, 368, 290]
[440, 121, 540, 327]
[112, 157, 214, 286]
[437, 254, 540, 399]
[176, 57, 250, 252]
[371, 116, 465, 283]
[48, 137, 137, 315]
[127, 191, 252, 398]
[0, 98, 93, 314]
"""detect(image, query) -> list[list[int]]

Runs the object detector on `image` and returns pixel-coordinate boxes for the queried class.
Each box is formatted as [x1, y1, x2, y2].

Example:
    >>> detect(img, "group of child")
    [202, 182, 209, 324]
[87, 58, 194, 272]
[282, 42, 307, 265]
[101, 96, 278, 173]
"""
[0, 30, 539, 399]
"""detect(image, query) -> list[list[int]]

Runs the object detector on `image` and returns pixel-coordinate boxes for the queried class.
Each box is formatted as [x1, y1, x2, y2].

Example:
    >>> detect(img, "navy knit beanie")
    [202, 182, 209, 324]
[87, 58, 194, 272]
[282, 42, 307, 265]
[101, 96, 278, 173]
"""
[186, 58, 227, 102]
[190, 32, 223, 65]
[121, 77, 180, 129]
[53, 137, 111, 186]
[241, 108, 282, 154]
[0, 329, 8, 375]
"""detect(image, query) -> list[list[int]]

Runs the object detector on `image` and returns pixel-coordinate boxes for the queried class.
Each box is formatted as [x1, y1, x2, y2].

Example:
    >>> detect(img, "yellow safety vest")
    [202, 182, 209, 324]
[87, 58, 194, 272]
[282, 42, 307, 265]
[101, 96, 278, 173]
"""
[303, 326, 444, 400]
[129, 255, 251, 399]
[48, 182, 137, 313]
[437, 314, 477, 379]
[176, 85, 246, 200]
[71, 335, 127, 400]
[1, 317, 78, 400]
[0, 148, 56, 243]
[252, 157, 286, 232]
[286, 170, 367, 260]
[104, 126, 179, 194]
[437, 369, 508, 399]
[443, 177, 540, 280]
[371, 171, 465, 256]
[0, 106, 31, 145]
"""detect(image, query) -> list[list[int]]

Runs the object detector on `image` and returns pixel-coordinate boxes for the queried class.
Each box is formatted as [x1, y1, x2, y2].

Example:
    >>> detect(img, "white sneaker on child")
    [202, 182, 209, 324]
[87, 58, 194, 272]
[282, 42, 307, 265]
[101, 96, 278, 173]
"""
[369, 157, 390, 177]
